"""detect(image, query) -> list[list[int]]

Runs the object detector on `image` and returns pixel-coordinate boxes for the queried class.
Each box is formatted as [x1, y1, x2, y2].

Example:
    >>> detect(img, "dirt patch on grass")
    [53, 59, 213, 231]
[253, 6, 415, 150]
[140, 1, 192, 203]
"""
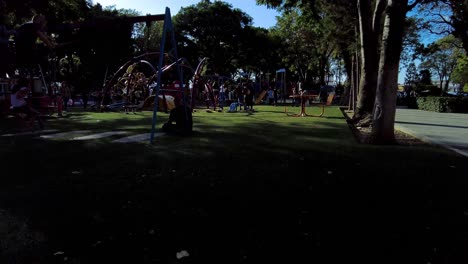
[341, 108, 428, 146]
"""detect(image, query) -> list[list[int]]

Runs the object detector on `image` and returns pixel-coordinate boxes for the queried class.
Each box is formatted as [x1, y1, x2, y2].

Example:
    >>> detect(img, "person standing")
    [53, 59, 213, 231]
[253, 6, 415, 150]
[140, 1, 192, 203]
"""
[218, 81, 226, 111]
[236, 82, 245, 111]
[267, 88, 274, 105]
[82, 91, 89, 109]
[212, 80, 219, 109]
[53, 83, 63, 117]
[291, 83, 299, 107]
[270, 79, 278, 106]
[245, 80, 254, 111]
[10, 77, 43, 128]
[15, 14, 57, 76]
[60, 80, 72, 112]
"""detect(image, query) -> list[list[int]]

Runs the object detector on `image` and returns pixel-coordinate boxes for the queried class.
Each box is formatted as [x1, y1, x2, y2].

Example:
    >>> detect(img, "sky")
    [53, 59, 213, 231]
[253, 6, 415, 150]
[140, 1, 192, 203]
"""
[92, 0, 280, 29]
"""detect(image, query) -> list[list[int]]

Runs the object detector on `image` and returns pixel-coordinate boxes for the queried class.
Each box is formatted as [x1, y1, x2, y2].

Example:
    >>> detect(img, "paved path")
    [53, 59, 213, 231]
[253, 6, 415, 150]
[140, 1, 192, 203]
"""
[1, 130, 164, 143]
[395, 108, 468, 158]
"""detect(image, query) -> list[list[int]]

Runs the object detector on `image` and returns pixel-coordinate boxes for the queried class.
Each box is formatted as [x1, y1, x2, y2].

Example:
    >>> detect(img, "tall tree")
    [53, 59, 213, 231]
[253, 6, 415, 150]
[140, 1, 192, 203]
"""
[320, 0, 358, 104]
[258, 0, 357, 87]
[133, 20, 164, 53]
[355, 1, 419, 125]
[270, 9, 319, 82]
[371, 0, 411, 143]
[404, 62, 419, 87]
[451, 54, 468, 89]
[323, 0, 357, 83]
[418, 69, 433, 85]
[419, 35, 463, 93]
[349, 0, 421, 128]
[258, 0, 424, 143]
[400, 17, 423, 67]
[236, 26, 282, 76]
[347, 0, 385, 124]
[173, 0, 253, 76]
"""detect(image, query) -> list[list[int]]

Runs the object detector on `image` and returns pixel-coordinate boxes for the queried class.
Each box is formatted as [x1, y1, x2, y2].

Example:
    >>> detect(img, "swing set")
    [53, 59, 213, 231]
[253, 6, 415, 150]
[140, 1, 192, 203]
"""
[101, 7, 220, 143]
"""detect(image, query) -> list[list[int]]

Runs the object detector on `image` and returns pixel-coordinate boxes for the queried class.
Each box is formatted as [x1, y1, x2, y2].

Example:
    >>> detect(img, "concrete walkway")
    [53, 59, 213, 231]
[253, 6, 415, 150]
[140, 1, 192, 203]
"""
[395, 108, 468, 158]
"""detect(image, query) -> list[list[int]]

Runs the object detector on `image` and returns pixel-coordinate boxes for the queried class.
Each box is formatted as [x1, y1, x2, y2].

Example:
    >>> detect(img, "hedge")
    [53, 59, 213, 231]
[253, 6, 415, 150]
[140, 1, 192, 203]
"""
[416, 96, 468, 113]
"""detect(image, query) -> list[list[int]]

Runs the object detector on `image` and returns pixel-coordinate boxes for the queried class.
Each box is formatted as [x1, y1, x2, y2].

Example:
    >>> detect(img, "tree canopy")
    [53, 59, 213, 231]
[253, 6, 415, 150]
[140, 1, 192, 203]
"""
[172, 0, 283, 77]
[419, 35, 463, 93]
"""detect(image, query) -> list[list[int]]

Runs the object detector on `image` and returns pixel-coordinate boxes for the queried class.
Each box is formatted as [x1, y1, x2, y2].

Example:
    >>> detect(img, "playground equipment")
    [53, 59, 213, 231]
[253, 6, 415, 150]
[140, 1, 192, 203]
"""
[100, 8, 228, 142]
[255, 90, 268, 104]
[101, 52, 195, 111]
[101, 7, 191, 143]
[276, 68, 287, 103]
[102, 54, 220, 113]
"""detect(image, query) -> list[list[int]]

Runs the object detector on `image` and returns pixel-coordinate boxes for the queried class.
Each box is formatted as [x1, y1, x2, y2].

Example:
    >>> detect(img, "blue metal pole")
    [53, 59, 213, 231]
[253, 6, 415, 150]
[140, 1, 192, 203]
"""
[167, 10, 188, 121]
[150, 7, 170, 143]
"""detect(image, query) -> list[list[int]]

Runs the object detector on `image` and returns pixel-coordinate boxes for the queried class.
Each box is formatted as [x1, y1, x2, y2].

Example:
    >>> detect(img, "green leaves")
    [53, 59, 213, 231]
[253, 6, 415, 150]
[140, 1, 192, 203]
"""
[173, 1, 278, 76]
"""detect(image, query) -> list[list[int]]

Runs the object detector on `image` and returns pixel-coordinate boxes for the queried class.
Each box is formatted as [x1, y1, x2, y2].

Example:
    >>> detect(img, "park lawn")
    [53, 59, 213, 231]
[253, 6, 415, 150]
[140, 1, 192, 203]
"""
[0, 105, 467, 263]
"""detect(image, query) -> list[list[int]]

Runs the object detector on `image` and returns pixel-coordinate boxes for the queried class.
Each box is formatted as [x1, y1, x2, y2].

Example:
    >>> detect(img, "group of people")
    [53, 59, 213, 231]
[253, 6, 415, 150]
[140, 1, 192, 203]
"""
[205, 80, 228, 111]
[197, 78, 295, 112]
[200, 79, 256, 112]
[9, 77, 73, 125]
[235, 80, 255, 111]
[50, 80, 73, 116]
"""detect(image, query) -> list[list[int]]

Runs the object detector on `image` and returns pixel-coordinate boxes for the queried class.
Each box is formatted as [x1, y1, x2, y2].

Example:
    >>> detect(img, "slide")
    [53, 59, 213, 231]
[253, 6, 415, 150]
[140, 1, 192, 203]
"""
[255, 90, 268, 104]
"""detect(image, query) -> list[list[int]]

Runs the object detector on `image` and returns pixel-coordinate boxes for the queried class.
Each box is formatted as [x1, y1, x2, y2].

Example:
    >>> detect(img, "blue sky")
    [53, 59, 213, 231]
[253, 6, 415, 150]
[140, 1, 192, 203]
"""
[92, 0, 280, 29]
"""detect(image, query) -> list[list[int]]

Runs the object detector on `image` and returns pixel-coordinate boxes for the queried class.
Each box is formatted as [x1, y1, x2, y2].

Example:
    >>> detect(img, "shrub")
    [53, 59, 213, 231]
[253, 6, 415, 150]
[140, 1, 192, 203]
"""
[416, 96, 468, 113]
[415, 84, 440, 96]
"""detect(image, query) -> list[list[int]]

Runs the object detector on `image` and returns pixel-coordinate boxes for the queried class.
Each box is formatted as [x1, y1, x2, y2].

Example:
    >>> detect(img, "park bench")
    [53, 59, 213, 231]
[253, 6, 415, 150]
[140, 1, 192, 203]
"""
[309, 92, 335, 117]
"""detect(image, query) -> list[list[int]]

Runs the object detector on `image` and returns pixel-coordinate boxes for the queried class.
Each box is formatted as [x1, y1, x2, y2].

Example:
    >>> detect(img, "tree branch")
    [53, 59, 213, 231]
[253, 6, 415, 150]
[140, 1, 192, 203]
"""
[435, 13, 453, 27]
[372, 0, 386, 33]
[426, 27, 452, 36]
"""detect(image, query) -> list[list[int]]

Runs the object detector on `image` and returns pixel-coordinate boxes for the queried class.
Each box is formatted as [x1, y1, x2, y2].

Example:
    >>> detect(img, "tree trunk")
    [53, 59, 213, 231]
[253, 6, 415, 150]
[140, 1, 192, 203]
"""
[444, 77, 451, 93]
[354, 0, 384, 123]
[319, 55, 327, 86]
[341, 49, 353, 105]
[371, 0, 408, 144]
[438, 73, 444, 91]
[342, 49, 353, 86]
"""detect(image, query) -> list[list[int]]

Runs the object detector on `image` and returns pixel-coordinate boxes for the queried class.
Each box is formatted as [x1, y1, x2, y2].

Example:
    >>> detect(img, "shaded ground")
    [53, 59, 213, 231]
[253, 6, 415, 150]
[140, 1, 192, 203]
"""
[1, 106, 467, 264]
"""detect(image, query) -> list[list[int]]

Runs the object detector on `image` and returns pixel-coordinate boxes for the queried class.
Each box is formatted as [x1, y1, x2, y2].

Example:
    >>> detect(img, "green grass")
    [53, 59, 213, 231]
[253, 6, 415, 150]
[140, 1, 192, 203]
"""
[1, 105, 467, 263]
